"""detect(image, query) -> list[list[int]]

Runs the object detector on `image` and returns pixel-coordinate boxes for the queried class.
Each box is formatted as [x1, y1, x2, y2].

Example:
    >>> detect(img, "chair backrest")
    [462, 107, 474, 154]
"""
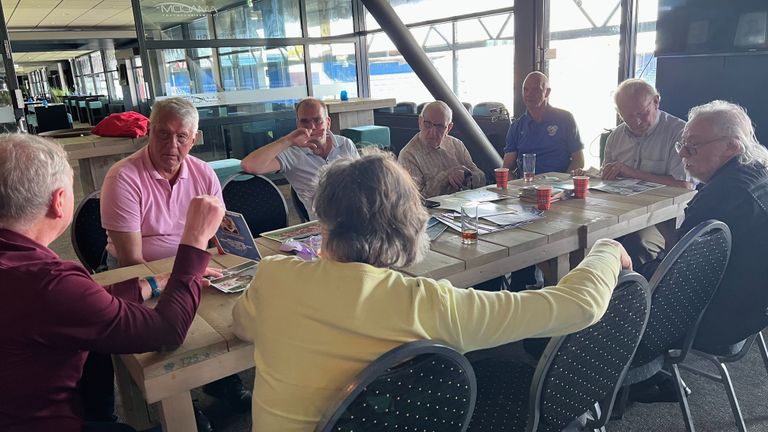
[472, 102, 506, 117]
[631, 219, 732, 366]
[393, 101, 417, 114]
[416, 102, 428, 114]
[527, 270, 651, 432]
[315, 340, 477, 432]
[290, 186, 310, 223]
[70, 190, 108, 274]
[461, 102, 473, 112]
[222, 173, 288, 236]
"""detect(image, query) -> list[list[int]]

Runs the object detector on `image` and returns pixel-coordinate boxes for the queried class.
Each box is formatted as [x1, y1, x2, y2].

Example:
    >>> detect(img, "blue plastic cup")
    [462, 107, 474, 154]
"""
[340, 90, 348, 101]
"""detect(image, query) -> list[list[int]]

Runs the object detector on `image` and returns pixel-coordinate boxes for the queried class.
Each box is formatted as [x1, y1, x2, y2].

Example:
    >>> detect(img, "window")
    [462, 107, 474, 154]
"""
[309, 44, 357, 99]
[305, 0, 354, 37]
[366, 0, 513, 29]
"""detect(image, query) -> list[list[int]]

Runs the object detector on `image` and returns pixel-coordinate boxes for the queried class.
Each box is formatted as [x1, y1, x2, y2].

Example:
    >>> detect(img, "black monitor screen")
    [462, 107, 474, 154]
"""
[657, 0, 768, 56]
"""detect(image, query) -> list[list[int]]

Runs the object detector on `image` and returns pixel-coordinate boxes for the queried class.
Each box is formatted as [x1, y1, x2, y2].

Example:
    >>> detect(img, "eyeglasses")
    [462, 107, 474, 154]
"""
[674, 136, 726, 156]
[155, 130, 191, 145]
[618, 98, 655, 122]
[422, 120, 449, 133]
[299, 117, 326, 127]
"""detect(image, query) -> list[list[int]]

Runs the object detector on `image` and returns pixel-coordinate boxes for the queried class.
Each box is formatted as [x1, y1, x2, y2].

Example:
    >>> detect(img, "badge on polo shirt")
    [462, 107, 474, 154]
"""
[547, 125, 558, 136]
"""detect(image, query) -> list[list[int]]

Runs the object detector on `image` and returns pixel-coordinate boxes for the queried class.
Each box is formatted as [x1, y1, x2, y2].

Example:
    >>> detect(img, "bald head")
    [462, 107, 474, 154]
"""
[421, 100, 453, 123]
[522, 71, 550, 111]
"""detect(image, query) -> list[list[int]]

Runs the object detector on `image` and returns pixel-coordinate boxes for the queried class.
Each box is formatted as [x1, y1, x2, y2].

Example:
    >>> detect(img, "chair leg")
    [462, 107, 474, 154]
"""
[671, 364, 696, 432]
[758, 331, 768, 377]
[610, 385, 630, 420]
[705, 359, 747, 432]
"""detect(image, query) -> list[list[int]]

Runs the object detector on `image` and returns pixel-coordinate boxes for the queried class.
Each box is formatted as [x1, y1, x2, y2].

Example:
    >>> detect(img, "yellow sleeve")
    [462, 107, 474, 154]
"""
[232, 279, 259, 342]
[415, 239, 622, 353]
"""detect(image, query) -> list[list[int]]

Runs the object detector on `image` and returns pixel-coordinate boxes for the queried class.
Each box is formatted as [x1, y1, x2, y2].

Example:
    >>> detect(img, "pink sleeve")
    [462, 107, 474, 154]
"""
[100, 168, 142, 233]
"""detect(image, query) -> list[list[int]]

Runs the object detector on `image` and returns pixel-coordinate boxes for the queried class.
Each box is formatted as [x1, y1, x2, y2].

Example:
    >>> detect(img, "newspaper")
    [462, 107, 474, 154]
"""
[592, 179, 666, 196]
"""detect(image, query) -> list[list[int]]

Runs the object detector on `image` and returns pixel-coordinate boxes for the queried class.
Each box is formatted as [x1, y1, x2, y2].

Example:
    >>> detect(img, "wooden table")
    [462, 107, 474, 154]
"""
[325, 97, 396, 134]
[99, 174, 694, 431]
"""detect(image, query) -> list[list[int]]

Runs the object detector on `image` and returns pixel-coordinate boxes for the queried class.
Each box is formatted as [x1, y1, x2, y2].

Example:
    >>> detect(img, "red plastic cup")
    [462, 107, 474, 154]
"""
[535, 185, 553, 210]
[572, 176, 590, 199]
[494, 168, 510, 189]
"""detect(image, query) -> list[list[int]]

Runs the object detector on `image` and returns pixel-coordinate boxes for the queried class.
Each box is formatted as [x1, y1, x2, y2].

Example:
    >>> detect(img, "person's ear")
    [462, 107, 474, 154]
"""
[724, 138, 741, 157]
[446, 122, 454, 134]
[48, 187, 66, 219]
[544, 88, 552, 99]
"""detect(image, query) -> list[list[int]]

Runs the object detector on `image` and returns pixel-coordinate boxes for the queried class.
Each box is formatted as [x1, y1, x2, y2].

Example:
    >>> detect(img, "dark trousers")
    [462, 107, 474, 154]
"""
[82, 422, 136, 432]
[80, 352, 116, 422]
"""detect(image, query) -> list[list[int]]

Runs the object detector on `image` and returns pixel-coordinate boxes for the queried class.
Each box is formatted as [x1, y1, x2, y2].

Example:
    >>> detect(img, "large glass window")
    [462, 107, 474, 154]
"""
[306, 0, 354, 37]
[546, 0, 623, 168]
[368, 11, 514, 111]
[309, 43, 357, 99]
[366, 0, 513, 29]
[141, 1, 301, 40]
[636, 0, 659, 87]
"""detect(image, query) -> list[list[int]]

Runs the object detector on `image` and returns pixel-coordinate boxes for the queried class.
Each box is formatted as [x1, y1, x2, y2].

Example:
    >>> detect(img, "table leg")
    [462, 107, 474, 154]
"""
[540, 253, 570, 286]
[113, 356, 153, 430]
[158, 391, 197, 432]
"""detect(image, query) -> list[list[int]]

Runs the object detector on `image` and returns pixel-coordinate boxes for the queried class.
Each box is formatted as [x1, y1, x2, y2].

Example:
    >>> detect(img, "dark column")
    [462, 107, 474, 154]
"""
[361, 0, 502, 169]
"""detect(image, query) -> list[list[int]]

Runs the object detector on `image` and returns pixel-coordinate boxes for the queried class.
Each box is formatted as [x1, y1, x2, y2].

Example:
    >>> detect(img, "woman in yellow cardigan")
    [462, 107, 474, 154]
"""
[233, 151, 632, 432]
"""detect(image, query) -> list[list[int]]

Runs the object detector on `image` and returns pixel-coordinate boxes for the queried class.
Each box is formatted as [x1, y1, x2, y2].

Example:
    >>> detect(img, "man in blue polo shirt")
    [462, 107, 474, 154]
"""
[503, 71, 584, 177]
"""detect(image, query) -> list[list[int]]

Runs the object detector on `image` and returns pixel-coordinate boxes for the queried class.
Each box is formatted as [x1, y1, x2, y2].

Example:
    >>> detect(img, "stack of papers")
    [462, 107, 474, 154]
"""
[592, 179, 665, 196]
[432, 203, 543, 236]
[519, 186, 572, 203]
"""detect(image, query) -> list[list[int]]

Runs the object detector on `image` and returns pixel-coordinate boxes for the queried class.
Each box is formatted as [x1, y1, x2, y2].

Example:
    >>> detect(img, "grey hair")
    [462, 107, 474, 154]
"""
[614, 78, 659, 105]
[314, 149, 430, 268]
[421, 100, 453, 123]
[150, 97, 199, 131]
[686, 100, 768, 166]
[0, 134, 71, 228]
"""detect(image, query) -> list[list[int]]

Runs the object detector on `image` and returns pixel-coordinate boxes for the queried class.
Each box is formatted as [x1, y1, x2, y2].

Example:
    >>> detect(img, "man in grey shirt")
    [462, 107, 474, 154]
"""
[602, 79, 694, 264]
[241, 98, 359, 219]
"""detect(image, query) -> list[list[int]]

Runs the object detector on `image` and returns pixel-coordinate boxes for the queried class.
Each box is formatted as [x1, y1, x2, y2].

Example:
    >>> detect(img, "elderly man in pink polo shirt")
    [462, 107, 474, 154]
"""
[99, 97, 248, 431]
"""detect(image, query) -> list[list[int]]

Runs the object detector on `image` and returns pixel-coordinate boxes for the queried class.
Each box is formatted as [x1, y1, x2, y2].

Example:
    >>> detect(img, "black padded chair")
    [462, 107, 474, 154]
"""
[315, 340, 477, 432]
[615, 219, 732, 431]
[393, 102, 417, 114]
[222, 172, 288, 236]
[472, 102, 507, 117]
[416, 102, 428, 114]
[462, 102, 474, 112]
[679, 329, 768, 432]
[290, 187, 310, 223]
[71, 190, 108, 274]
[468, 270, 651, 432]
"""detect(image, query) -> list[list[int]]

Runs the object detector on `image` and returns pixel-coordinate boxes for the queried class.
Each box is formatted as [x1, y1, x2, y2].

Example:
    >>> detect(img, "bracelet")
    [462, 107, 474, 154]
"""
[146, 276, 160, 298]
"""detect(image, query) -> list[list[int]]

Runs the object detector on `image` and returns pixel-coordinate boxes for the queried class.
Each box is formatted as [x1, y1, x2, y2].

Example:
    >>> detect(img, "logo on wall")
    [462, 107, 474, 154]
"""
[155, 2, 217, 17]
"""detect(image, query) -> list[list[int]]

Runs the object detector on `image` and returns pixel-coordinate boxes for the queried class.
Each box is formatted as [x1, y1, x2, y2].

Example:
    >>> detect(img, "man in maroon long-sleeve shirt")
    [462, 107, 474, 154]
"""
[0, 134, 225, 432]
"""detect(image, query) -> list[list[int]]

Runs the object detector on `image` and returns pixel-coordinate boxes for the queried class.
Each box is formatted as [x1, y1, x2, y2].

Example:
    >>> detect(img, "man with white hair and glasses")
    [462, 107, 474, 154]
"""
[399, 100, 486, 198]
[672, 100, 768, 350]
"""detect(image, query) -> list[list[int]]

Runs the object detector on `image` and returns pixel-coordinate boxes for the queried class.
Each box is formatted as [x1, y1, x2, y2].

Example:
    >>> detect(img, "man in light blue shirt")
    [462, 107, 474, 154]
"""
[241, 98, 359, 219]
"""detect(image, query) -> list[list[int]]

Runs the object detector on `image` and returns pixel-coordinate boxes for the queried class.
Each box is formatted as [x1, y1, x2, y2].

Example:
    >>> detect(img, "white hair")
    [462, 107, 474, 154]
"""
[421, 100, 453, 123]
[614, 78, 659, 105]
[686, 100, 768, 166]
[0, 134, 71, 228]
[150, 97, 199, 131]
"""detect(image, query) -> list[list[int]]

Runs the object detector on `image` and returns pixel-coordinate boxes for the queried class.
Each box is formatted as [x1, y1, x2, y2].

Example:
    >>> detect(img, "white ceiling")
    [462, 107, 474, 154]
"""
[2, 0, 135, 68]
[2, 0, 135, 29]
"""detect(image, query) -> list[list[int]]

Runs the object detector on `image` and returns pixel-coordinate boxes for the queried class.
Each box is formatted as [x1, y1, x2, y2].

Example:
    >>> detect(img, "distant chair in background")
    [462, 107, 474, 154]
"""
[462, 102, 474, 113]
[71, 190, 108, 274]
[222, 172, 289, 236]
[472, 102, 507, 117]
[393, 102, 417, 114]
[416, 102, 428, 114]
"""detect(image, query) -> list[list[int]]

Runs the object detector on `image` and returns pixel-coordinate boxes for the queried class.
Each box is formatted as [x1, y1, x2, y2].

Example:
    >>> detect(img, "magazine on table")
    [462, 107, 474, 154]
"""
[211, 211, 262, 293]
[592, 179, 665, 196]
[261, 220, 322, 242]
